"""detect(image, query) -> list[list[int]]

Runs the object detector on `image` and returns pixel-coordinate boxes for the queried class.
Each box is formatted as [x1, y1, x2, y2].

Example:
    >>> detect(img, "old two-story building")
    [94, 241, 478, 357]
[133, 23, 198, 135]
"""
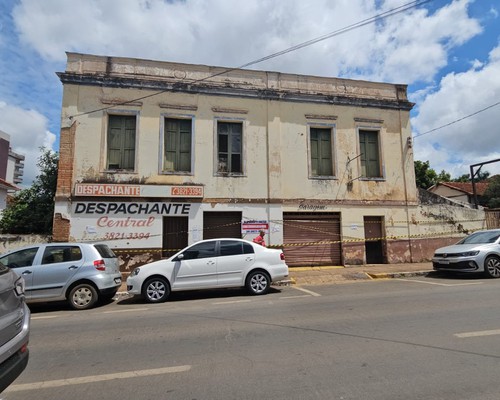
[52, 53, 484, 271]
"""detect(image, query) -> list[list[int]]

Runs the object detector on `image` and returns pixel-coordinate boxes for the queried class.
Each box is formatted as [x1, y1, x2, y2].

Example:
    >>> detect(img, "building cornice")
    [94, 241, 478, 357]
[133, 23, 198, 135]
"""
[57, 72, 414, 111]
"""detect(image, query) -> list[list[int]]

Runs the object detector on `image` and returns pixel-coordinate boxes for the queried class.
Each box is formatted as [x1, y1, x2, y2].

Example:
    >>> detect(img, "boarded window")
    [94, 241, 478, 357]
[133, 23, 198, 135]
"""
[310, 128, 333, 176]
[107, 115, 136, 170]
[217, 122, 242, 174]
[164, 118, 192, 172]
[359, 130, 381, 178]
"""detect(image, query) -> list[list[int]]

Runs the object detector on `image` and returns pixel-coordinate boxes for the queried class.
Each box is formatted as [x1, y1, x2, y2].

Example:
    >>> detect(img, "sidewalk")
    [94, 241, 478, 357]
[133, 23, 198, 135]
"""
[285, 262, 434, 285]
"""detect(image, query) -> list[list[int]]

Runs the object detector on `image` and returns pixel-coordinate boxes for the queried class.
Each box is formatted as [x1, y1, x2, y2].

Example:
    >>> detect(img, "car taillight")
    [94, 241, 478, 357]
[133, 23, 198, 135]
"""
[280, 252, 285, 261]
[94, 260, 106, 271]
[20, 342, 29, 353]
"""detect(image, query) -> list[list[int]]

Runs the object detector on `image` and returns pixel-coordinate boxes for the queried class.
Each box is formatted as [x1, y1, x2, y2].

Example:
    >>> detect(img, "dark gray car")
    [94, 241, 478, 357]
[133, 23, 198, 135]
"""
[0, 243, 122, 310]
[0, 264, 30, 393]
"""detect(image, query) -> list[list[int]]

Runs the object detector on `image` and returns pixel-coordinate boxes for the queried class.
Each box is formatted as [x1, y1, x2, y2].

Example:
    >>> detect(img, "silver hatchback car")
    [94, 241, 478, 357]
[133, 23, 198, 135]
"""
[432, 229, 500, 278]
[0, 265, 30, 393]
[0, 243, 122, 310]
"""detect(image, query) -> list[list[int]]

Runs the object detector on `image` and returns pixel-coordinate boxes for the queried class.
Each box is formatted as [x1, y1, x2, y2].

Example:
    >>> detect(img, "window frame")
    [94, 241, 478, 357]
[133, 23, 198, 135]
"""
[307, 124, 336, 179]
[214, 118, 245, 177]
[104, 111, 139, 173]
[160, 114, 195, 175]
[181, 241, 217, 260]
[357, 127, 384, 180]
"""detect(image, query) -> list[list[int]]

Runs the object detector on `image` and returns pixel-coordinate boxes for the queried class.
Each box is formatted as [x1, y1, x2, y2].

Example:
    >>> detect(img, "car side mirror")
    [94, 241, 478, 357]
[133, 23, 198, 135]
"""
[174, 254, 184, 262]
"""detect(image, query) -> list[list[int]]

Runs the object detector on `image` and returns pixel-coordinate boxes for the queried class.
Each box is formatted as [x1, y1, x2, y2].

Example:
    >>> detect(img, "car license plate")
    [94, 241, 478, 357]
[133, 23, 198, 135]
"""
[114, 278, 122, 284]
[439, 260, 450, 264]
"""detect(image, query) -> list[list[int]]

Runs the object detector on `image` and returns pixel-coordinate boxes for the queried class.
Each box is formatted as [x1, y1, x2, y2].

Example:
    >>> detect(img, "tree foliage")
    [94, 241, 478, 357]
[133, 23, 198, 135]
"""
[0, 148, 59, 234]
[414, 160, 451, 189]
[414, 160, 492, 189]
[454, 171, 490, 182]
[483, 175, 500, 209]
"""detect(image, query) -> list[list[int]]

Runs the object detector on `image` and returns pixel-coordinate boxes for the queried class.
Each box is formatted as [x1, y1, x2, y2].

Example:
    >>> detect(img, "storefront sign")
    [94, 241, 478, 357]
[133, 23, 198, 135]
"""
[298, 203, 327, 211]
[74, 202, 191, 215]
[242, 220, 269, 233]
[170, 186, 203, 197]
[72, 201, 194, 245]
[74, 183, 204, 198]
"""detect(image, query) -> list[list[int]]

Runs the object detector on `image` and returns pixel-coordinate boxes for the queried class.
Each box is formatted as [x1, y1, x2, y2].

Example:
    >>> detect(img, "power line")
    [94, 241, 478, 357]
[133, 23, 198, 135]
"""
[413, 100, 500, 139]
[70, 0, 432, 119]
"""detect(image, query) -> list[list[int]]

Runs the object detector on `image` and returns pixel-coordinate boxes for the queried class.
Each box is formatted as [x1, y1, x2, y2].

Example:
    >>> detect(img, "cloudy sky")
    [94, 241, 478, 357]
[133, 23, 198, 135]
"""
[1, 0, 499, 186]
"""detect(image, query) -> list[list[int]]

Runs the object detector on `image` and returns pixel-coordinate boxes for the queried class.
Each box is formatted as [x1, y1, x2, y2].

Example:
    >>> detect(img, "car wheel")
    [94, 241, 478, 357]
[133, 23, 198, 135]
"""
[142, 277, 170, 303]
[246, 270, 271, 295]
[69, 283, 98, 310]
[484, 256, 500, 278]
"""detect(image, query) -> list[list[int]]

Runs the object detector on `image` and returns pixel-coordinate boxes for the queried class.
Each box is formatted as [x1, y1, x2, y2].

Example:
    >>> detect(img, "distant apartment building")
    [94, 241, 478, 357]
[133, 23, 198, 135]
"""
[0, 130, 23, 211]
[53, 53, 484, 270]
[7, 148, 25, 186]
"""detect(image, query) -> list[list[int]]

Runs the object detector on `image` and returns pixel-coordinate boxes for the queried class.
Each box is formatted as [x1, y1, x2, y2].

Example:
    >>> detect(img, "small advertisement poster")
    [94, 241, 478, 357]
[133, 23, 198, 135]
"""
[241, 220, 269, 234]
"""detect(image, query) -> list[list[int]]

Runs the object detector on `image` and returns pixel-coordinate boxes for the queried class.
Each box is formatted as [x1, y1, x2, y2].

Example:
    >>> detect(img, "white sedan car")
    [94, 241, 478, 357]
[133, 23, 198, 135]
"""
[127, 238, 289, 303]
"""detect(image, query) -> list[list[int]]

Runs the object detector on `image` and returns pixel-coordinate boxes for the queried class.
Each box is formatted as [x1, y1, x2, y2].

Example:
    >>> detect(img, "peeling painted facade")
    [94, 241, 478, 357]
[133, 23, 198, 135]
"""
[53, 53, 485, 271]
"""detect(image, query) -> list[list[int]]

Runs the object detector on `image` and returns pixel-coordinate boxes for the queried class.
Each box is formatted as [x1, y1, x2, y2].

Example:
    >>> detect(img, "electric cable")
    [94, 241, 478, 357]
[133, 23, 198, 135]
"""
[69, 0, 432, 119]
[413, 100, 500, 139]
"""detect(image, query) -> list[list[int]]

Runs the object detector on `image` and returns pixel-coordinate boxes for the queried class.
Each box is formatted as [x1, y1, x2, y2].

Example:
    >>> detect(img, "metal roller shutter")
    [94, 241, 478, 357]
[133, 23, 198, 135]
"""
[203, 212, 242, 240]
[283, 213, 342, 267]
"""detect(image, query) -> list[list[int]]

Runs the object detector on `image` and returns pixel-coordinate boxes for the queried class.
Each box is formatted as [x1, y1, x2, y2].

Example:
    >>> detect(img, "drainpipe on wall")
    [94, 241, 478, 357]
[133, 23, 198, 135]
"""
[399, 110, 414, 263]
[265, 84, 272, 244]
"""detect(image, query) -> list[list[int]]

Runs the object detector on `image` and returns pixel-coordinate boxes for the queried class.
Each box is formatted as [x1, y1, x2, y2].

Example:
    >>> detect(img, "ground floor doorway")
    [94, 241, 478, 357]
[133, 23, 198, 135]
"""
[162, 216, 189, 258]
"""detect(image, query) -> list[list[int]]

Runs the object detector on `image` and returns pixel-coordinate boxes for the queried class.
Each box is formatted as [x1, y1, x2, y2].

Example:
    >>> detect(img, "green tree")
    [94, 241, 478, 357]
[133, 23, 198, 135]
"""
[0, 148, 59, 234]
[437, 170, 451, 182]
[453, 171, 490, 182]
[414, 160, 450, 189]
[483, 175, 500, 208]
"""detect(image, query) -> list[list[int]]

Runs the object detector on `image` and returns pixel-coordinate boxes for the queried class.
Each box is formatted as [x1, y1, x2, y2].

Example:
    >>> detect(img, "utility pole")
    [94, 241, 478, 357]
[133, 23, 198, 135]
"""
[470, 158, 500, 208]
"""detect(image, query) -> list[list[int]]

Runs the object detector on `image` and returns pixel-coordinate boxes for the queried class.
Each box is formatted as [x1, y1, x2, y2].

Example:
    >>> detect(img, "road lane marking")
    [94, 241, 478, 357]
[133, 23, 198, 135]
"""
[280, 295, 312, 299]
[395, 278, 483, 287]
[213, 300, 252, 305]
[5, 365, 192, 392]
[103, 307, 149, 314]
[31, 315, 60, 320]
[291, 286, 321, 297]
[454, 329, 500, 338]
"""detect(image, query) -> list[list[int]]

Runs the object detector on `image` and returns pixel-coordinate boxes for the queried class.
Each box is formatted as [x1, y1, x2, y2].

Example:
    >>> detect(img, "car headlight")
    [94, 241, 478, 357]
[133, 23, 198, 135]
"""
[131, 267, 141, 276]
[14, 277, 25, 297]
[458, 251, 480, 257]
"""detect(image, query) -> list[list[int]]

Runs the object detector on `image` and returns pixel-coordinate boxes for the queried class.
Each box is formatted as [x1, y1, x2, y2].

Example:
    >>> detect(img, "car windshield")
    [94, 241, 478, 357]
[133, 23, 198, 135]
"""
[457, 231, 500, 245]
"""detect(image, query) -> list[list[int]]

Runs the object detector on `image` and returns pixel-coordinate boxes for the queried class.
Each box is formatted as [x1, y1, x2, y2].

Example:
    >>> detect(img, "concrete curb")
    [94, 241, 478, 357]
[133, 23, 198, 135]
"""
[366, 270, 434, 279]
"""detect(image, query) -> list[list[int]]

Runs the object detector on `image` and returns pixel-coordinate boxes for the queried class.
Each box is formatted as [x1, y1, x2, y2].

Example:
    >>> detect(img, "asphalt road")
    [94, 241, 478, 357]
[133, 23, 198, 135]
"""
[4, 274, 500, 400]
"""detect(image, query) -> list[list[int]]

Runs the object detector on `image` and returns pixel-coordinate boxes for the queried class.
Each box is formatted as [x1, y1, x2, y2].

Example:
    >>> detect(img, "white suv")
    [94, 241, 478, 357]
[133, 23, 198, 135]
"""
[0, 243, 122, 310]
[0, 264, 30, 393]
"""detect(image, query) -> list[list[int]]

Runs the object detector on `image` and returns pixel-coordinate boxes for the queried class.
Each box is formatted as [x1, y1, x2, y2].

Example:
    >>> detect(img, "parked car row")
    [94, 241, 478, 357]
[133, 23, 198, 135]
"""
[0, 238, 287, 392]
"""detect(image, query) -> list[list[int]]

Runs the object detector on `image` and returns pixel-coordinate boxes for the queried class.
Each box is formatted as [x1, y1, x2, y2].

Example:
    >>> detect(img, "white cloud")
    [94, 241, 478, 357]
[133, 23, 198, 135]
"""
[0, 101, 56, 187]
[12, 0, 482, 84]
[413, 43, 500, 177]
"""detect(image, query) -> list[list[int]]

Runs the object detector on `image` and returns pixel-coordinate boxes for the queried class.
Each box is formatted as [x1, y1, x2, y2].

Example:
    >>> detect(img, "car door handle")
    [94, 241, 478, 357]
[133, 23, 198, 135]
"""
[68, 265, 79, 270]
[246, 257, 254, 262]
[206, 261, 216, 265]
[22, 270, 33, 275]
